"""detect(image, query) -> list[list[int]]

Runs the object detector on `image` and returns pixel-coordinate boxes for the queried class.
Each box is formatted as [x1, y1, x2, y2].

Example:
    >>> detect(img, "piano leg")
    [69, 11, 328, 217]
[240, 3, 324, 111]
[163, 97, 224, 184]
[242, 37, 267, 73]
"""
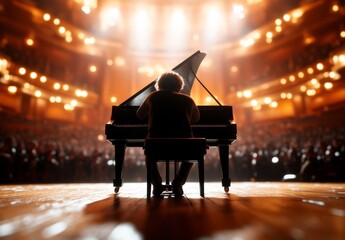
[113, 143, 126, 193]
[219, 144, 231, 193]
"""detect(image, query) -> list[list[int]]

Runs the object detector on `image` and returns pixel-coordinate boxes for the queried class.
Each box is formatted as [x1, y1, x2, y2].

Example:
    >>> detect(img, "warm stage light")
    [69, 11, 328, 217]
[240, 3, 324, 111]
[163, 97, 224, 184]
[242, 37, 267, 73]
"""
[100, 6, 121, 30]
[253, 105, 261, 111]
[78, 32, 85, 40]
[34, 90, 42, 97]
[0, 59, 8, 72]
[59, 26, 66, 34]
[65, 36, 73, 43]
[43, 13, 51, 21]
[283, 14, 291, 22]
[53, 18, 60, 25]
[89, 65, 97, 73]
[291, 9, 303, 20]
[107, 59, 113, 66]
[232, 4, 245, 19]
[306, 89, 316, 96]
[19, 67, 26, 75]
[40, 76, 47, 83]
[307, 67, 314, 74]
[130, 8, 151, 50]
[339, 55, 345, 63]
[203, 6, 224, 45]
[81, 90, 88, 97]
[250, 99, 258, 107]
[324, 82, 333, 90]
[329, 71, 339, 79]
[82, 5, 91, 14]
[205, 96, 213, 103]
[75, 89, 82, 97]
[341, 31, 345, 38]
[332, 4, 339, 12]
[8, 86, 17, 94]
[271, 156, 279, 163]
[266, 31, 273, 39]
[111, 96, 117, 103]
[298, 72, 304, 78]
[264, 97, 271, 104]
[275, 26, 282, 33]
[115, 57, 125, 67]
[240, 38, 254, 47]
[165, 8, 187, 50]
[310, 78, 318, 85]
[275, 19, 282, 25]
[316, 63, 324, 70]
[64, 104, 74, 111]
[230, 66, 238, 73]
[243, 90, 252, 98]
[26, 38, 34, 46]
[62, 84, 69, 91]
[97, 134, 104, 141]
[270, 101, 278, 108]
[84, 37, 95, 45]
[71, 99, 78, 107]
[30, 72, 37, 79]
[54, 83, 61, 90]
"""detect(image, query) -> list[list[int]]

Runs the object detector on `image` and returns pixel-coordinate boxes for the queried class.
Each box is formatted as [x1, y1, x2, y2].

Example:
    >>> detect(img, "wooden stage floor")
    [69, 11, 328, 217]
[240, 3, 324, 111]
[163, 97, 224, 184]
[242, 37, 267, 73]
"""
[0, 182, 344, 240]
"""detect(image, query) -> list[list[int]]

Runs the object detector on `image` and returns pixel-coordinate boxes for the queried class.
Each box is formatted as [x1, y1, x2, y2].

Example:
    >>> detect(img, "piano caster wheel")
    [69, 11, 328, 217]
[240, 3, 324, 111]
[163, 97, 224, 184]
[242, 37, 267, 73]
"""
[224, 186, 229, 193]
[114, 187, 120, 193]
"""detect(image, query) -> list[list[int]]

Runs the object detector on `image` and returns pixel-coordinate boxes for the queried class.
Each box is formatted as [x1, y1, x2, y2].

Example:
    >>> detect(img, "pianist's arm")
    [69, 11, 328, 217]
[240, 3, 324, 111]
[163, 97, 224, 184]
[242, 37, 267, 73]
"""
[190, 102, 200, 124]
[136, 96, 150, 119]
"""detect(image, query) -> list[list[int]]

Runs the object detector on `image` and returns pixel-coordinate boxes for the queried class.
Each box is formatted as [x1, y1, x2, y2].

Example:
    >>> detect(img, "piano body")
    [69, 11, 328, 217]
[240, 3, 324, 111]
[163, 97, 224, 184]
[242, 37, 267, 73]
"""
[105, 51, 237, 193]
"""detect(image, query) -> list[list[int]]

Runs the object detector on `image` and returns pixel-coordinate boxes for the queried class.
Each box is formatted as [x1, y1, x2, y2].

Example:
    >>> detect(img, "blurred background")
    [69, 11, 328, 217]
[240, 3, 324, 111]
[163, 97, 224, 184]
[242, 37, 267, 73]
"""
[0, 0, 344, 184]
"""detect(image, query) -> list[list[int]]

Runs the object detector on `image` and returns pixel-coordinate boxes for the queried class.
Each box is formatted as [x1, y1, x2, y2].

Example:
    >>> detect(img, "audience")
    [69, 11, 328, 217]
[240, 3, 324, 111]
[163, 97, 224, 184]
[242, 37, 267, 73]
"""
[0, 112, 344, 184]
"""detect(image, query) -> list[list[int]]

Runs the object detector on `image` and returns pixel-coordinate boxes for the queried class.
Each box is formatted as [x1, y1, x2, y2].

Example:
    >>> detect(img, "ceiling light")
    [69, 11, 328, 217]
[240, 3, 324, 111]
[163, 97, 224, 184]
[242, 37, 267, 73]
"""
[40, 76, 47, 83]
[34, 90, 42, 97]
[19, 67, 26, 75]
[43, 13, 51, 21]
[306, 89, 316, 96]
[30, 72, 37, 79]
[8, 86, 17, 94]
[316, 63, 324, 70]
[324, 82, 333, 89]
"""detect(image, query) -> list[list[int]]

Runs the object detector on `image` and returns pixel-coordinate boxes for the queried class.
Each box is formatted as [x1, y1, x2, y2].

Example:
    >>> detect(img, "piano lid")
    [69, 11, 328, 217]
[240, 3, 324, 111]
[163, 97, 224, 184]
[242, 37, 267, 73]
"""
[119, 50, 206, 107]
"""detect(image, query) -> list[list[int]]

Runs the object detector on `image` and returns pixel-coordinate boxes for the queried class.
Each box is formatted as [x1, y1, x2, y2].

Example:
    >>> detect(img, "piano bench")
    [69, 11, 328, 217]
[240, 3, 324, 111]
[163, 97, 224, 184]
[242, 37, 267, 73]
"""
[144, 138, 208, 198]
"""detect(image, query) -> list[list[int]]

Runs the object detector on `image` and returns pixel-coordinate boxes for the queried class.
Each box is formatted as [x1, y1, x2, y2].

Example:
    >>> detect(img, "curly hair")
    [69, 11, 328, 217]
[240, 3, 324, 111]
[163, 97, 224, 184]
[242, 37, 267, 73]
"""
[155, 71, 185, 92]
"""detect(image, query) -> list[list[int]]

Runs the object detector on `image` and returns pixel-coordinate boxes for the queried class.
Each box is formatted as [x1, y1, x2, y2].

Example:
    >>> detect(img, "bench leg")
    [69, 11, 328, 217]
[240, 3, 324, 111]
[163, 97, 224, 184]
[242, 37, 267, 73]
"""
[147, 160, 152, 198]
[198, 157, 205, 197]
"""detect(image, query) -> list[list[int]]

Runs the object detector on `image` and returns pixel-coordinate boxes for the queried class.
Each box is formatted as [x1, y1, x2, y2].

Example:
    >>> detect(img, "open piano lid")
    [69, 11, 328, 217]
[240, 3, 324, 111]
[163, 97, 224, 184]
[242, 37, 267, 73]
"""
[119, 50, 206, 107]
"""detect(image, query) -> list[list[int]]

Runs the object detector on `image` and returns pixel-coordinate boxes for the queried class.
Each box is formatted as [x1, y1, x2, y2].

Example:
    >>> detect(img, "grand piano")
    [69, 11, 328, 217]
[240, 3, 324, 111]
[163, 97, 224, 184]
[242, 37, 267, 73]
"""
[105, 50, 237, 193]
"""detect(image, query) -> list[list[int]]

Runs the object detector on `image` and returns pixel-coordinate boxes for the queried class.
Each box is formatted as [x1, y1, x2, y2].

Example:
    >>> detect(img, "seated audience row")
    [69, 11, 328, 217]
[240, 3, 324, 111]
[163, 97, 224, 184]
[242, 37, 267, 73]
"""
[0, 115, 344, 184]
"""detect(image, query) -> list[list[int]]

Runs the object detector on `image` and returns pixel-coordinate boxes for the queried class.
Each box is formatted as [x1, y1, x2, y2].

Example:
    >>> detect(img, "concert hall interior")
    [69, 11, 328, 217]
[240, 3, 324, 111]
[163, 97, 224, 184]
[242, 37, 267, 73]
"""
[0, 0, 345, 239]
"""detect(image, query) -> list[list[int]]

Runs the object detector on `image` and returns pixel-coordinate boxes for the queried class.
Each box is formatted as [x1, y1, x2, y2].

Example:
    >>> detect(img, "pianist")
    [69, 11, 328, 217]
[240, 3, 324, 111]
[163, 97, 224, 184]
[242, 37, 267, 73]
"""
[136, 71, 200, 196]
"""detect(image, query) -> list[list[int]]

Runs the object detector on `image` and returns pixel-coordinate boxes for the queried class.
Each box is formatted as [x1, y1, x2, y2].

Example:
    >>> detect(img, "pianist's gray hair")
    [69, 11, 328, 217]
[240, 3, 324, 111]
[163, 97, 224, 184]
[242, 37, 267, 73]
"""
[155, 71, 184, 92]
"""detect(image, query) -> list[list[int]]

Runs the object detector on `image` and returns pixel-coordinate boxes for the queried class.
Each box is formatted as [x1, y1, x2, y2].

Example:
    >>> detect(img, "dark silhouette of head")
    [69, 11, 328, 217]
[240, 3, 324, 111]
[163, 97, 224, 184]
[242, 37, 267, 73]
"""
[155, 71, 184, 92]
